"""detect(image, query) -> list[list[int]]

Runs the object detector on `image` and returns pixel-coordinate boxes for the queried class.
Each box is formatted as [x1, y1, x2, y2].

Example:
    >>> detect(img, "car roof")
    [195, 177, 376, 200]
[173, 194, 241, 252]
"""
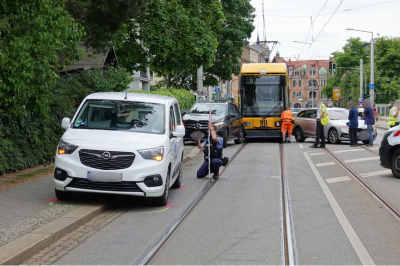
[85, 92, 175, 104]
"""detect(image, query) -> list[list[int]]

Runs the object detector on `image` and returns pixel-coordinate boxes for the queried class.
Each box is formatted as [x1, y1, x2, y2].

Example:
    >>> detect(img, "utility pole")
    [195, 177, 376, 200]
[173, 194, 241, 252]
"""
[311, 68, 314, 108]
[360, 59, 363, 100]
[371, 34, 375, 106]
[197, 66, 203, 95]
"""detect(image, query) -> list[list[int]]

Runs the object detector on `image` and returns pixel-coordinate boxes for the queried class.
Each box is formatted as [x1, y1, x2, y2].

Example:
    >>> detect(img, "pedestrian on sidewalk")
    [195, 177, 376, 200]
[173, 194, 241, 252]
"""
[310, 98, 330, 149]
[362, 99, 375, 146]
[388, 100, 400, 128]
[281, 107, 294, 144]
[347, 101, 358, 147]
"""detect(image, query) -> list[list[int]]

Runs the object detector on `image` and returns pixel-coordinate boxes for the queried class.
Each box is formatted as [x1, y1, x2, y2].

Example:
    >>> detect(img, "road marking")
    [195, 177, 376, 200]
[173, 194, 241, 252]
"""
[360, 169, 392, 177]
[309, 152, 325, 156]
[299, 144, 304, 148]
[369, 147, 379, 150]
[316, 162, 336, 167]
[332, 149, 364, 154]
[326, 176, 351, 183]
[344, 157, 379, 163]
[304, 152, 375, 265]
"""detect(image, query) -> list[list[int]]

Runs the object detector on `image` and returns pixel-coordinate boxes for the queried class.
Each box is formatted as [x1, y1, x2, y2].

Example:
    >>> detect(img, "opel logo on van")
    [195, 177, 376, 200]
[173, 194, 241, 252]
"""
[102, 151, 111, 160]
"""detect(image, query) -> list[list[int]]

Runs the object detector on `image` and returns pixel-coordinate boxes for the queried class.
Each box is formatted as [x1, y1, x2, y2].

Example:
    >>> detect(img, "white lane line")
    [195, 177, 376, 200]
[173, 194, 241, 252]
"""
[316, 162, 336, 167]
[309, 152, 325, 156]
[360, 169, 392, 177]
[299, 144, 304, 148]
[333, 149, 364, 154]
[369, 147, 379, 150]
[303, 152, 375, 265]
[344, 157, 379, 163]
[326, 176, 351, 183]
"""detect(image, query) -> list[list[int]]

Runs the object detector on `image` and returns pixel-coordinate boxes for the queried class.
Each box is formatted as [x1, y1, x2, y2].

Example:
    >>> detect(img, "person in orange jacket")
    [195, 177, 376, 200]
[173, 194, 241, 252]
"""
[281, 107, 294, 144]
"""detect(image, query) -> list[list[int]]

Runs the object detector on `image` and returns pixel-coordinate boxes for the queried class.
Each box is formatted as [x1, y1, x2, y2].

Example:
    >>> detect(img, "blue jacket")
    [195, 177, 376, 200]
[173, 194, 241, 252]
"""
[363, 106, 375, 125]
[347, 108, 359, 128]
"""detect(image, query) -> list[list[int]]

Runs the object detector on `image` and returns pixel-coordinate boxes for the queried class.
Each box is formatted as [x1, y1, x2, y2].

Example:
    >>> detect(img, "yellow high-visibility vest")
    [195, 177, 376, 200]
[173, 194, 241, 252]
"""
[320, 104, 330, 126]
[388, 106, 398, 126]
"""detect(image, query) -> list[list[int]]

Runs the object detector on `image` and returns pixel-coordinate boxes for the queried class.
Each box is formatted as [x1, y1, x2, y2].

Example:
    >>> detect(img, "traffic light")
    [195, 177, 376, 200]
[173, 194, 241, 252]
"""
[347, 96, 352, 102]
[332, 63, 337, 72]
[329, 61, 332, 72]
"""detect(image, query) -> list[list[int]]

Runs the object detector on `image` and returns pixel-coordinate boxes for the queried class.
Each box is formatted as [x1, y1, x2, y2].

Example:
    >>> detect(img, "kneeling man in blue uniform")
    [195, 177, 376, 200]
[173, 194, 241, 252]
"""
[196, 122, 223, 179]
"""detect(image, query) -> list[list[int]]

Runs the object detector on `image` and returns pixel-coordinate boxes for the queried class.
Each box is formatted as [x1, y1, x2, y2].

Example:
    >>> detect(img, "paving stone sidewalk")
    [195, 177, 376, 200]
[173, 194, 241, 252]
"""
[0, 145, 198, 248]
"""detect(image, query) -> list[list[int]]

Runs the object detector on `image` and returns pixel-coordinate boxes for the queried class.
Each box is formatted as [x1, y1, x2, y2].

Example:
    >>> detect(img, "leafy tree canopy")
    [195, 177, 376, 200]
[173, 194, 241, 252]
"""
[0, 0, 84, 117]
[65, 0, 147, 51]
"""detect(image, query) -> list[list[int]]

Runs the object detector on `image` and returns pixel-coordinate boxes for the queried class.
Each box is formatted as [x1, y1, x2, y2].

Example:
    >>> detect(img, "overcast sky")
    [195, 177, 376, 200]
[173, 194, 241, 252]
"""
[249, 0, 400, 61]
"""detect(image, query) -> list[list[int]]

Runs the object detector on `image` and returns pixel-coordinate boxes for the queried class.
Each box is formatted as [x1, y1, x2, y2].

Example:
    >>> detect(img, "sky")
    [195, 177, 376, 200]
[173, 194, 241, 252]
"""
[249, 0, 400, 61]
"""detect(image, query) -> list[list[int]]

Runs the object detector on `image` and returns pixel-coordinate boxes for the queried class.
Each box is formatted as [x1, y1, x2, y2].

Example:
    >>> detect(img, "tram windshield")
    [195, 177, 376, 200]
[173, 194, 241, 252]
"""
[242, 75, 286, 117]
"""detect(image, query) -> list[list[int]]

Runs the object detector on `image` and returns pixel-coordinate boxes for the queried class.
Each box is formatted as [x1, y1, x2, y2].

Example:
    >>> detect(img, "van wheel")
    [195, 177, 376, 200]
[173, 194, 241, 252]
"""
[55, 189, 73, 201]
[153, 171, 170, 206]
[295, 127, 305, 142]
[391, 149, 400, 179]
[171, 157, 183, 189]
[234, 127, 244, 144]
[223, 129, 228, 148]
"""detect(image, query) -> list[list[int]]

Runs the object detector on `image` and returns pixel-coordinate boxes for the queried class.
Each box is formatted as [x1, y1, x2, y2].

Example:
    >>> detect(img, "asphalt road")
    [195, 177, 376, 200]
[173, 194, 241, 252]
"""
[26, 127, 400, 265]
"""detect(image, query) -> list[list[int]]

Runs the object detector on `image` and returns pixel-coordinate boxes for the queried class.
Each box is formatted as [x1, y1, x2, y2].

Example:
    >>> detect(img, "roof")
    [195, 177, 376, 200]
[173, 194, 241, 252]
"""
[271, 55, 333, 71]
[240, 63, 287, 74]
[85, 92, 176, 104]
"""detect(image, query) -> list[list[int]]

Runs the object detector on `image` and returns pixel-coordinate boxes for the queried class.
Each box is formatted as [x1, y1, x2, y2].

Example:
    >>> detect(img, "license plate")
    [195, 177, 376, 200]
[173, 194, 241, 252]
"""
[87, 171, 122, 182]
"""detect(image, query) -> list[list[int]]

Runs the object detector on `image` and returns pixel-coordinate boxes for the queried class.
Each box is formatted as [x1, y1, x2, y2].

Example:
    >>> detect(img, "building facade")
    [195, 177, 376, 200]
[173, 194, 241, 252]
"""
[272, 55, 332, 108]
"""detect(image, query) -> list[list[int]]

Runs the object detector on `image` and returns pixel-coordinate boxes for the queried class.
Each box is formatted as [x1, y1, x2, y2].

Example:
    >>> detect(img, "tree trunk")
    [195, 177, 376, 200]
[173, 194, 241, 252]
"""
[166, 73, 172, 90]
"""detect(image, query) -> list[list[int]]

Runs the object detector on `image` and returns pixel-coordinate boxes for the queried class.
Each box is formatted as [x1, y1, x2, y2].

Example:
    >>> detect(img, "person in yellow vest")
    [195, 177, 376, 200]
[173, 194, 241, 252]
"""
[281, 107, 294, 144]
[388, 100, 400, 128]
[310, 98, 330, 148]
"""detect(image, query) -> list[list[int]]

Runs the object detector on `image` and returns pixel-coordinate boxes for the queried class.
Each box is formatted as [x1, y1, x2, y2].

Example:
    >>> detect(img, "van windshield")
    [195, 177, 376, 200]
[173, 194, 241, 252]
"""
[73, 100, 165, 134]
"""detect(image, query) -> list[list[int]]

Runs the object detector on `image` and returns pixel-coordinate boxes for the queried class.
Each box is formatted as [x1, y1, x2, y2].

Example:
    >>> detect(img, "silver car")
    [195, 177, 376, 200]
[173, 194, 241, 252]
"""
[293, 108, 377, 144]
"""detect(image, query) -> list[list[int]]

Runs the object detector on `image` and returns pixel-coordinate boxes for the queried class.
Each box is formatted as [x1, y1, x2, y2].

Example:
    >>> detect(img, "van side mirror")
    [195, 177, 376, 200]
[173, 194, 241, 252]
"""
[61, 117, 71, 130]
[181, 111, 187, 116]
[172, 125, 185, 138]
[230, 113, 236, 118]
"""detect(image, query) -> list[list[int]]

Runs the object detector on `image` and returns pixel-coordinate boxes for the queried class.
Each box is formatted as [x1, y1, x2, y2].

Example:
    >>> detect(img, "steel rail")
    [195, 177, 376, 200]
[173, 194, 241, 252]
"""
[323, 146, 400, 224]
[134, 143, 247, 265]
[359, 144, 379, 156]
[280, 144, 297, 265]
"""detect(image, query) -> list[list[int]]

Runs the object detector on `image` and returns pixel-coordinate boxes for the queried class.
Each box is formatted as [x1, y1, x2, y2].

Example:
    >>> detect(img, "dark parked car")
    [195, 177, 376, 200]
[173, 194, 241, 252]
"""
[182, 102, 244, 148]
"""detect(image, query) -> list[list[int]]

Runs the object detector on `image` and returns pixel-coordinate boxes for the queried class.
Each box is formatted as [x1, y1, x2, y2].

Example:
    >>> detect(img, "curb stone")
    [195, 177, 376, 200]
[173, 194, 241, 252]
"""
[0, 147, 201, 265]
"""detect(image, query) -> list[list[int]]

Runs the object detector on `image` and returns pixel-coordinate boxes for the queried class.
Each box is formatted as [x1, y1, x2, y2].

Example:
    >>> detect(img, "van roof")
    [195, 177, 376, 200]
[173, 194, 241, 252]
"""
[85, 92, 176, 104]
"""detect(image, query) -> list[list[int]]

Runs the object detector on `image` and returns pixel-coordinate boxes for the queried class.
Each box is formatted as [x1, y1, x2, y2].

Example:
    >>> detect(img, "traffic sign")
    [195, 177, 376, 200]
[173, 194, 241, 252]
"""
[338, 98, 343, 103]
[369, 84, 375, 90]
[215, 87, 220, 92]
[370, 90, 374, 94]
[332, 87, 341, 101]
[359, 97, 363, 104]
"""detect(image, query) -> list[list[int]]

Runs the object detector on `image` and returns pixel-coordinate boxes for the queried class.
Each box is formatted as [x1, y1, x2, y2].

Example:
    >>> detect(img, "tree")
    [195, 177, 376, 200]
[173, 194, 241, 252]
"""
[114, 0, 224, 89]
[0, 0, 83, 117]
[204, 0, 255, 86]
[65, 0, 147, 51]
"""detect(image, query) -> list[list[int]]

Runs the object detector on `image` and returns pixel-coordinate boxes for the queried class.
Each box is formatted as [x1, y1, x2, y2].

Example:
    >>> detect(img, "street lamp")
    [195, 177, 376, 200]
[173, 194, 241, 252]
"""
[346, 28, 374, 105]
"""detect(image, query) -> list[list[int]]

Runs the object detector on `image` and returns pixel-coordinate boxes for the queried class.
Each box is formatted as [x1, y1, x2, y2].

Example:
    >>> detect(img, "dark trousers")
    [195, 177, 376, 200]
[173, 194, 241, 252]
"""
[314, 120, 325, 147]
[197, 158, 222, 178]
[349, 127, 358, 146]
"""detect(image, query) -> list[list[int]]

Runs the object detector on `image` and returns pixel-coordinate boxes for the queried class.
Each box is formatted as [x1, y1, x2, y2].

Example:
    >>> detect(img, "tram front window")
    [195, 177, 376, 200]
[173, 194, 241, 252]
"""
[242, 75, 286, 117]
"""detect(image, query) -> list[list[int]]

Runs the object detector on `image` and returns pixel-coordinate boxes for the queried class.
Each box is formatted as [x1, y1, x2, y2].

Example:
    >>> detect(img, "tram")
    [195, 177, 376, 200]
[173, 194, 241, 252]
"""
[239, 63, 289, 139]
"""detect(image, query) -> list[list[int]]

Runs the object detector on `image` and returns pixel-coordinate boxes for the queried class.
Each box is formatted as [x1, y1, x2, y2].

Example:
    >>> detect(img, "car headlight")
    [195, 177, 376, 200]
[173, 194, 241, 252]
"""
[340, 125, 349, 130]
[138, 146, 164, 161]
[214, 121, 224, 127]
[373, 126, 376, 130]
[57, 140, 78, 155]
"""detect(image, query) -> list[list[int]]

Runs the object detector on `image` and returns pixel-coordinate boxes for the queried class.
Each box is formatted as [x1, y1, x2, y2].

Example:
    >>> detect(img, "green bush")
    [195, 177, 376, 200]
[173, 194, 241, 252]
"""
[135, 88, 195, 110]
[0, 67, 132, 174]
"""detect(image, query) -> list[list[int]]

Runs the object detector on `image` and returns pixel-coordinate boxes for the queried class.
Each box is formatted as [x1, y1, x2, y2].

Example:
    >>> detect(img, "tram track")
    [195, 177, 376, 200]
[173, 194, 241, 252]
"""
[359, 144, 380, 155]
[323, 146, 400, 224]
[134, 143, 248, 265]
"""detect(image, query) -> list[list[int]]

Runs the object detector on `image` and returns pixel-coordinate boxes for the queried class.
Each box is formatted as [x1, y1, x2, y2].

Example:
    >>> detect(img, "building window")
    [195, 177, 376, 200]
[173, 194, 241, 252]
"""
[292, 92, 296, 98]
[309, 91, 317, 99]
[298, 80, 302, 87]
[298, 92, 302, 98]
[293, 80, 296, 87]
[295, 71, 299, 77]
[324, 80, 326, 86]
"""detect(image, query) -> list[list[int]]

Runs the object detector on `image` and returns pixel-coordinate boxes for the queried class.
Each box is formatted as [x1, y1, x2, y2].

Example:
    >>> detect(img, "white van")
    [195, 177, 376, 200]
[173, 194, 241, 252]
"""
[54, 92, 185, 206]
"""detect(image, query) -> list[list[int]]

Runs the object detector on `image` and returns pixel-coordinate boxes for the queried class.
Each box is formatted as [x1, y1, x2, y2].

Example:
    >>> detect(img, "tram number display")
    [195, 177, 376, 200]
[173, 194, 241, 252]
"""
[245, 76, 280, 85]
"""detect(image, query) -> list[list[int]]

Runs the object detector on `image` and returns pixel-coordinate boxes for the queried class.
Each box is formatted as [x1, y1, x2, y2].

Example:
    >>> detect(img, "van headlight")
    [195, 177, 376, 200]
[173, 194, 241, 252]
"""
[138, 146, 164, 161]
[57, 140, 78, 155]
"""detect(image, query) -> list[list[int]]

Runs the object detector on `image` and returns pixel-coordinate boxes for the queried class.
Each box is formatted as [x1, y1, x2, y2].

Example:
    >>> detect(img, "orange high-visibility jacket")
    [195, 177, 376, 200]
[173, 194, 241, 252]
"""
[281, 110, 294, 121]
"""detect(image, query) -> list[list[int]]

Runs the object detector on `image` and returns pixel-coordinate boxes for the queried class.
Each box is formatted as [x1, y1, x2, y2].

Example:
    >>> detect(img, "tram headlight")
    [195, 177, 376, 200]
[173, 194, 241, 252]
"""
[275, 121, 281, 127]
[244, 122, 251, 127]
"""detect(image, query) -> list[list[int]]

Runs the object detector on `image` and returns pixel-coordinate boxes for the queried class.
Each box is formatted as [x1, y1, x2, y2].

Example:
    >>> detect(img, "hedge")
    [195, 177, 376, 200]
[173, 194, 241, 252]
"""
[135, 88, 195, 110]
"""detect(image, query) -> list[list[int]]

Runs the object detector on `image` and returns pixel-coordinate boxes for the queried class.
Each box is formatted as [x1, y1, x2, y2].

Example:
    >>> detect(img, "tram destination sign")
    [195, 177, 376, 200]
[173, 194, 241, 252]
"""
[245, 76, 280, 85]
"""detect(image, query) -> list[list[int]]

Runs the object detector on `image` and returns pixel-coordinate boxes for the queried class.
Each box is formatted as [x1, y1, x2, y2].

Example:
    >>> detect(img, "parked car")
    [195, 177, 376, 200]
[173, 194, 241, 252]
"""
[293, 108, 377, 144]
[291, 108, 302, 116]
[54, 92, 185, 206]
[379, 126, 400, 178]
[182, 102, 244, 148]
